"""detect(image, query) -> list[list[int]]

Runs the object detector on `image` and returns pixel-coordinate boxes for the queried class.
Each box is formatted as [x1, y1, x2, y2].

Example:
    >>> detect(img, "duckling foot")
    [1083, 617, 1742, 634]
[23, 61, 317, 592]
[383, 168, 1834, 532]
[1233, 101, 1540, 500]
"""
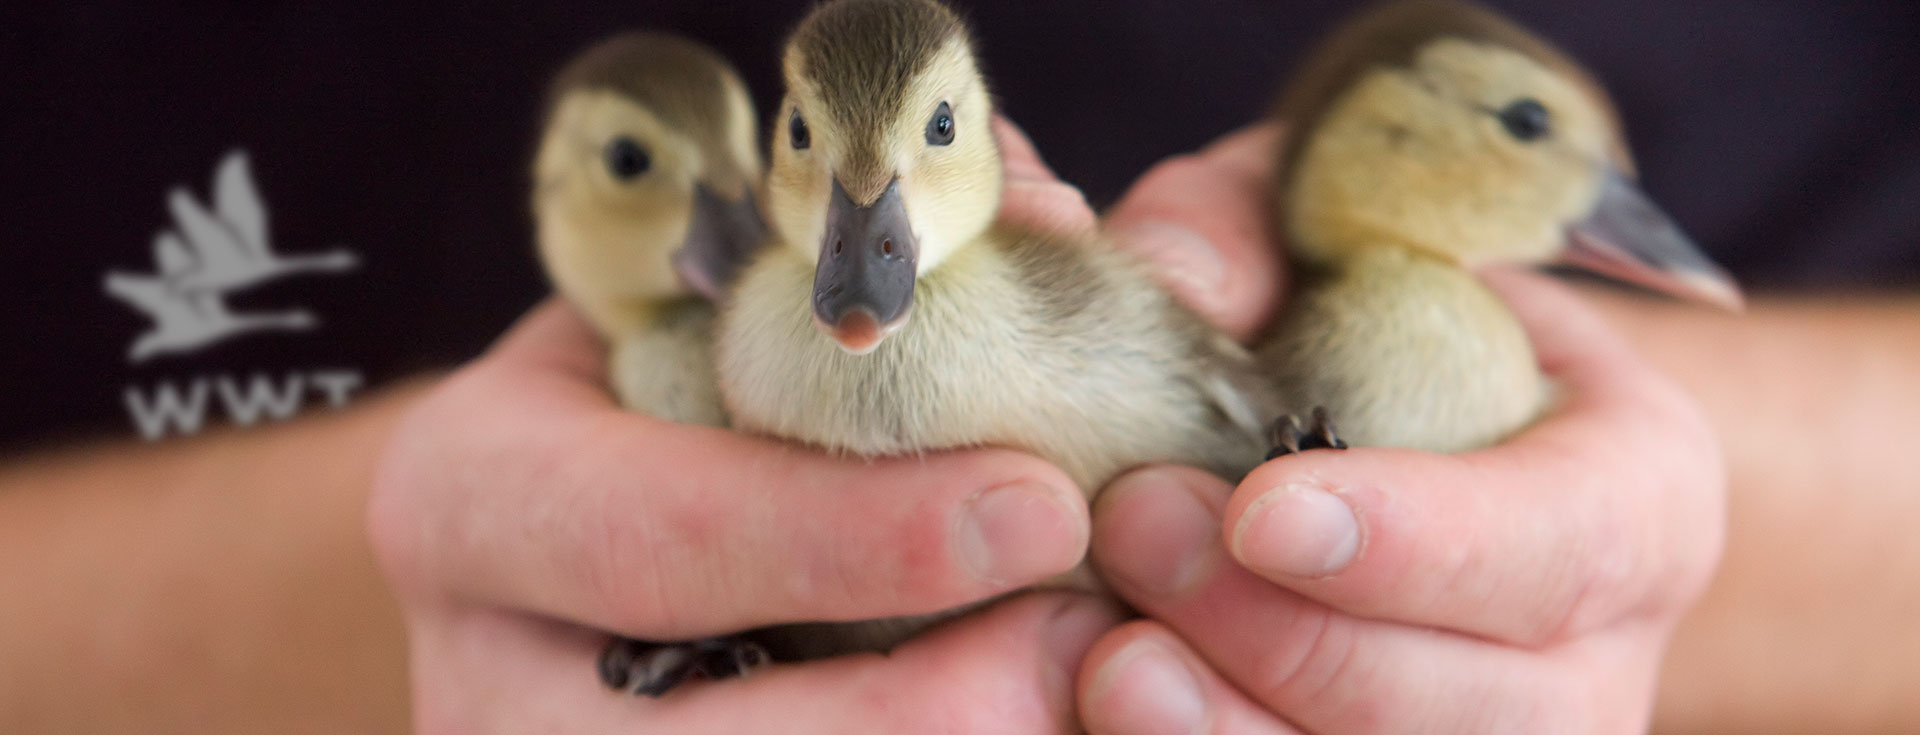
[1266, 407, 1348, 460]
[597, 635, 771, 697]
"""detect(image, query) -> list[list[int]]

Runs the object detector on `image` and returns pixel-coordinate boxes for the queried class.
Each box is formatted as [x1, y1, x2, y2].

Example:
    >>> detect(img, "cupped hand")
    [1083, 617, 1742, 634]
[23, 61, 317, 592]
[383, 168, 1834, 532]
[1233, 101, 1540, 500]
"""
[1080, 126, 1727, 733]
[364, 115, 1121, 733]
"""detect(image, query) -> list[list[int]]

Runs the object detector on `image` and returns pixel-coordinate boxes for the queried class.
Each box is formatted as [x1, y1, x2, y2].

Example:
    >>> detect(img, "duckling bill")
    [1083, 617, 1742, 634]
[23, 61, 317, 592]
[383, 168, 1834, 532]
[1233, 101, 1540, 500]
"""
[813, 178, 917, 353]
[679, 177, 769, 302]
[1564, 172, 1742, 310]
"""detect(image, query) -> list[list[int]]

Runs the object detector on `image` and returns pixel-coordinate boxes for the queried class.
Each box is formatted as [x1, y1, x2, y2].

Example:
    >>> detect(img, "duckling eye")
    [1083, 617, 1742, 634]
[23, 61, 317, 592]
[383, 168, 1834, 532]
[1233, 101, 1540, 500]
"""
[1497, 98, 1551, 142]
[789, 109, 811, 150]
[602, 137, 650, 181]
[925, 102, 954, 146]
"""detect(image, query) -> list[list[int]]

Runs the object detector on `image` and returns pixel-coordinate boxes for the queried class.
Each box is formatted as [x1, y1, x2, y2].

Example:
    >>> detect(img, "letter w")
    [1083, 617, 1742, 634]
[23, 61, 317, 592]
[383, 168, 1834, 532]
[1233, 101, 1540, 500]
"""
[124, 380, 210, 440]
[216, 373, 306, 426]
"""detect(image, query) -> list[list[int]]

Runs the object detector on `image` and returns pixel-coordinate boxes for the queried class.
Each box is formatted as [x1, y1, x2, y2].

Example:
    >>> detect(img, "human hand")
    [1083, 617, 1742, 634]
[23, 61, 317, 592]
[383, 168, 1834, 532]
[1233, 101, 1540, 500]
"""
[366, 297, 1112, 732]
[1080, 126, 1727, 733]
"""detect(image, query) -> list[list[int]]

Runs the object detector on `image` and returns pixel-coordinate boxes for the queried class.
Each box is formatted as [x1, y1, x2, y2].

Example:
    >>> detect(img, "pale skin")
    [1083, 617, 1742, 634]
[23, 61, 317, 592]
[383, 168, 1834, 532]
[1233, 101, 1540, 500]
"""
[0, 119, 1916, 733]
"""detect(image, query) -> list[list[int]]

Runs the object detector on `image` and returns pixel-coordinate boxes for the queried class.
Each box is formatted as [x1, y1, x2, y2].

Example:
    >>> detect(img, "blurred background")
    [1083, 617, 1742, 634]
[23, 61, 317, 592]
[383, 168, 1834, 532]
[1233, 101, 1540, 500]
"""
[1, 1, 1916, 732]
[4, 0, 1915, 449]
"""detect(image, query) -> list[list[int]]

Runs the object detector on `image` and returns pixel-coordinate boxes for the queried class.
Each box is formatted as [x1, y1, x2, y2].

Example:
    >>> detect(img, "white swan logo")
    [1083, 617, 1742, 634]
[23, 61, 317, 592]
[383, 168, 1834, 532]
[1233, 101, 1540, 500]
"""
[104, 150, 357, 363]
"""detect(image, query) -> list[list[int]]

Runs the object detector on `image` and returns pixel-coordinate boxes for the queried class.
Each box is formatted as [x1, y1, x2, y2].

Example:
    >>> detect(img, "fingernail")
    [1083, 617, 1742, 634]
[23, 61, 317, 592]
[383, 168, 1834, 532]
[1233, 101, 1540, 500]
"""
[958, 481, 1086, 585]
[1086, 638, 1208, 735]
[1097, 470, 1219, 599]
[1231, 483, 1361, 579]
[1111, 221, 1226, 302]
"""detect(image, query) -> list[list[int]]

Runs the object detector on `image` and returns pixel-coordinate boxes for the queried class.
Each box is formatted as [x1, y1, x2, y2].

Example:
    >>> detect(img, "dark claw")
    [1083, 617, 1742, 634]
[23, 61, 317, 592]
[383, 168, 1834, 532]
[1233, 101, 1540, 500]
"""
[1266, 407, 1348, 460]
[597, 637, 639, 690]
[598, 637, 701, 697]
[598, 636, 773, 697]
[696, 638, 771, 680]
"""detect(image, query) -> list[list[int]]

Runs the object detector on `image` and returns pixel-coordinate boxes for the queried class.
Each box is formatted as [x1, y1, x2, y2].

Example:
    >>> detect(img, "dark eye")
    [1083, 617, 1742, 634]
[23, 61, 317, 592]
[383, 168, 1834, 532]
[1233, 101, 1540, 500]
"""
[1497, 98, 1551, 142]
[789, 108, 811, 150]
[602, 137, 650, 180]
[925, 101, 954, 146]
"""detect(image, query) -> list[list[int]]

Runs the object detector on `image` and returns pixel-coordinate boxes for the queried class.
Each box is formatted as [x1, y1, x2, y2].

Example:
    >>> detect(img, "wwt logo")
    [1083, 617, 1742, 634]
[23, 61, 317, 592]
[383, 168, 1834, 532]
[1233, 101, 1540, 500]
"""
[106, 150, 366, 440]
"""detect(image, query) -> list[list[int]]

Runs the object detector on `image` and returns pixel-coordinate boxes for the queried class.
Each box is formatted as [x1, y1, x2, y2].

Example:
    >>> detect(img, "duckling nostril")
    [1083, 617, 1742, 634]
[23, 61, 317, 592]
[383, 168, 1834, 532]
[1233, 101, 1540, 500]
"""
[833, 239, 844, 257]
[882, 239, 894, 256]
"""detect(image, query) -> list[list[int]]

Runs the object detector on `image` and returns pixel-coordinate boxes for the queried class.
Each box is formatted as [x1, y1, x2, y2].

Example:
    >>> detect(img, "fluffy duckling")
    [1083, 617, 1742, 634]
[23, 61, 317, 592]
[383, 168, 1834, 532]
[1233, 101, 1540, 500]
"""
[1259, 0, 1742, 453]
[723, 0, 1273, 487]
[532, 32, 766, 425]
[658, 0, 1276, 680]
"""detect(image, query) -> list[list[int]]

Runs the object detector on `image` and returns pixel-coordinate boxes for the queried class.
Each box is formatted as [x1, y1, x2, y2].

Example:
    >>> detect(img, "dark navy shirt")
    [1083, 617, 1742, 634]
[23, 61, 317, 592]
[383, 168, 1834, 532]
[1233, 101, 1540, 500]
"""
[3, 0, 1917, 449]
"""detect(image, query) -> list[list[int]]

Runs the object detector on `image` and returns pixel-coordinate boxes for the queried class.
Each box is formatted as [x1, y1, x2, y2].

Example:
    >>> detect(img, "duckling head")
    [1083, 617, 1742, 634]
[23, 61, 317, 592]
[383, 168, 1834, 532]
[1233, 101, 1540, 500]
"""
[767, 0, 1002, 354]
[1277, 0, 1741, 310]
[534, 32, 766, 301]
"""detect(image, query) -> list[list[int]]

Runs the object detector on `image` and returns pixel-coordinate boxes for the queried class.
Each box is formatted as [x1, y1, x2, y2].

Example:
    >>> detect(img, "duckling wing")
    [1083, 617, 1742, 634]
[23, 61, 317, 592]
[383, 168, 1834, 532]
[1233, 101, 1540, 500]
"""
[994, 228, 1281, 483]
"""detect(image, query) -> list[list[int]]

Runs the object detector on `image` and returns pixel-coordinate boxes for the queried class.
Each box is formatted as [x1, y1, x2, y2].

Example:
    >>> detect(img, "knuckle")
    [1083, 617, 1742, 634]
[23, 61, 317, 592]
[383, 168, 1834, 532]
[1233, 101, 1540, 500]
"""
[1246, 605, 1360, 708]
[787, 485, 947, 618]
[362, 462, 420, 583]
[1560, 534, 1637, 642]
[1670, 509, 1727, 608]
[567, 444, 707, 633]
[363, 397, 459, 591]
[1651, 395, 1730, 608]
[1564, 384, 1728, 632]
[798, 525, 893, 614]
[585, 500, 683, 631]
[1536, 490, 1641, 644]
[856, 494, 950, 607]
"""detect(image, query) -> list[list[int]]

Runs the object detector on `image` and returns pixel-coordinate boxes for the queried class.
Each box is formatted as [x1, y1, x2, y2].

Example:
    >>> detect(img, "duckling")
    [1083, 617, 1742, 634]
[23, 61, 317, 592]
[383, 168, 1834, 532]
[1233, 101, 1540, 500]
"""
[532, 31, 767, 425]
[718, 0, 1283, 650]
[1259, 0, 1742, 454]
[597, 0, 1282, 695]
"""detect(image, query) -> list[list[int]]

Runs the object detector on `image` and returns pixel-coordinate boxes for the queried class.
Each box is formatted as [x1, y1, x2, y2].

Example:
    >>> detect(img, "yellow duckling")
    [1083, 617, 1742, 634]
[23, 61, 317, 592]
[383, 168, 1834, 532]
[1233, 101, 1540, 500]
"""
[1259, 0, 1743, 453]
[532, 32, 766, 425]
[700, 0, 1277, 672]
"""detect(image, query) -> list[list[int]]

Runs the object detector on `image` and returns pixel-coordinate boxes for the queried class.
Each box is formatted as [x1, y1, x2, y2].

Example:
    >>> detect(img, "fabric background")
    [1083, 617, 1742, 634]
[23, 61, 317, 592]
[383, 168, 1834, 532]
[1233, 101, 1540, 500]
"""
[2, 0, 1916, 448]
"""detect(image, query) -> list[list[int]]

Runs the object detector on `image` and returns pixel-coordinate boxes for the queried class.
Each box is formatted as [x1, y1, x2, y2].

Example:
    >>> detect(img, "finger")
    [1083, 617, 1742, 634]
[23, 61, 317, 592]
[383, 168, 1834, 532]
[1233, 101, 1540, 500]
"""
[413, 593, 1123, 734]
[1103, 124, 1286, 341]
[1091, 469, 1652, 734]
[368, 301, 1091, 640]
[993, 114, 1058, 183]
[1079, 621, 1303, 735]
[993, 115, 1097, 237]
